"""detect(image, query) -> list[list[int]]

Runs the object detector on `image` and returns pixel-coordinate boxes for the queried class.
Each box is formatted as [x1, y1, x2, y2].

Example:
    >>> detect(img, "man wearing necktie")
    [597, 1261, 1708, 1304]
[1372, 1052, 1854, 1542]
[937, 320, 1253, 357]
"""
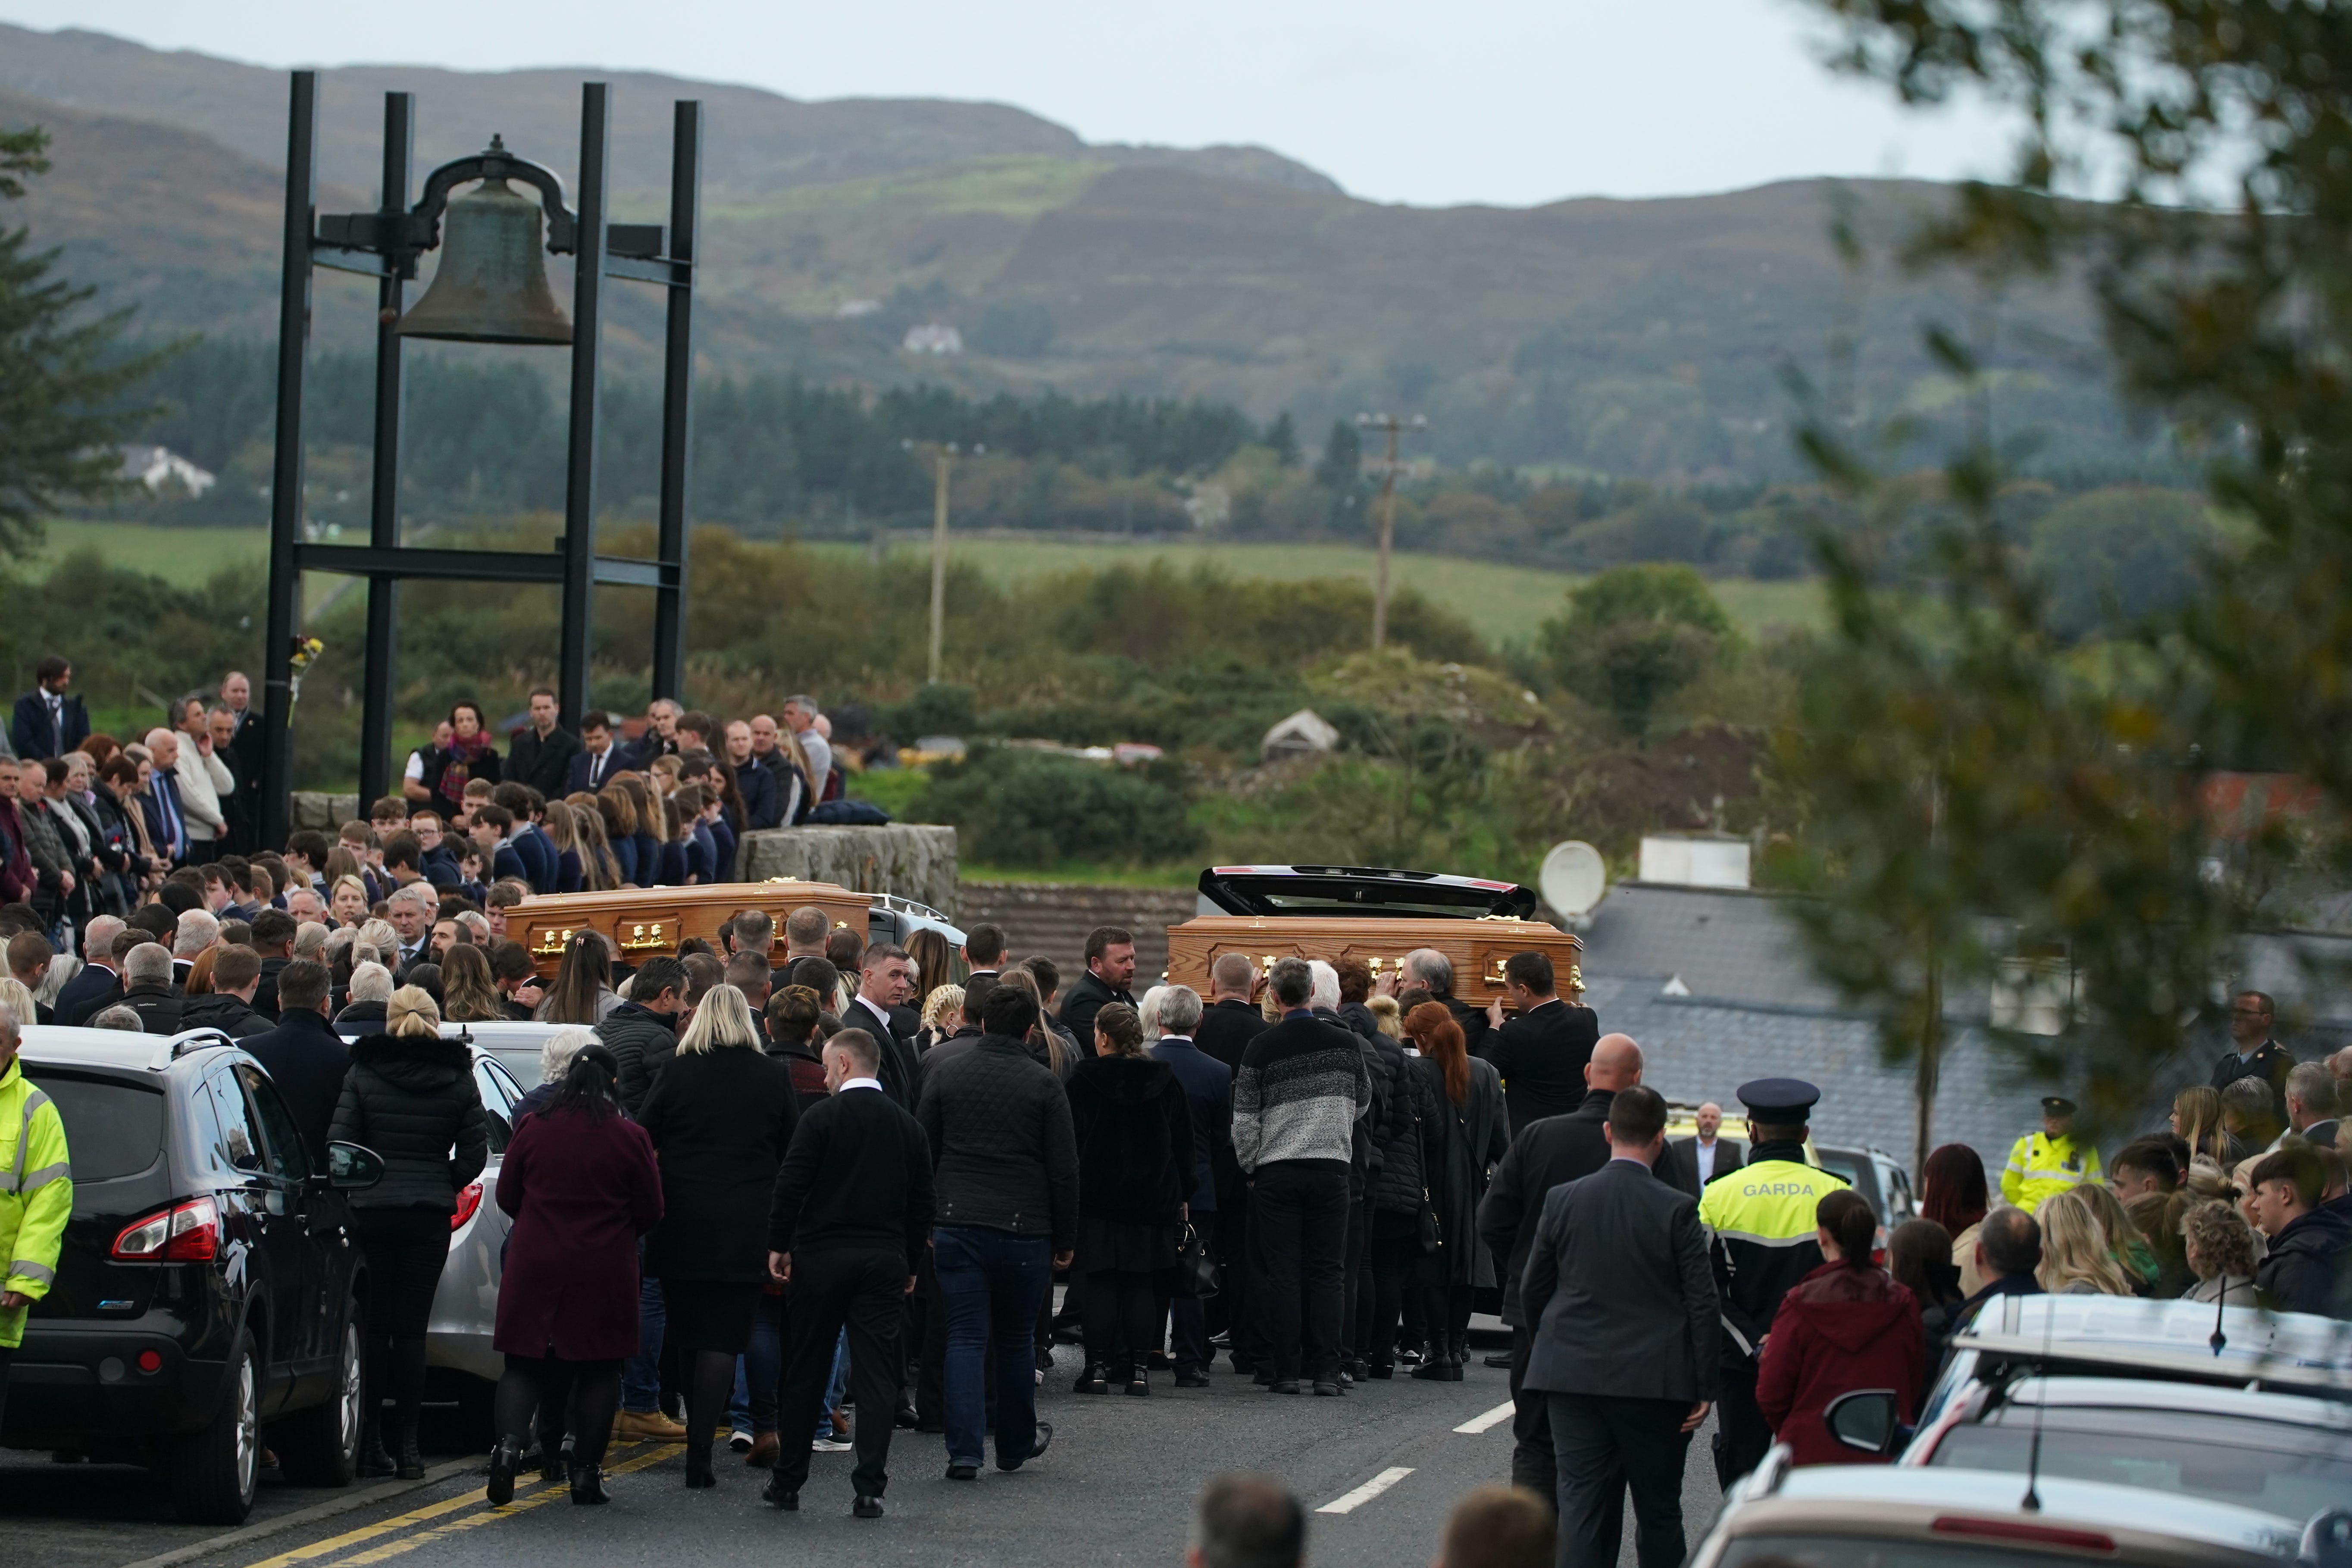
[141, 729, 189, 867]
[10, 657, 88, 761]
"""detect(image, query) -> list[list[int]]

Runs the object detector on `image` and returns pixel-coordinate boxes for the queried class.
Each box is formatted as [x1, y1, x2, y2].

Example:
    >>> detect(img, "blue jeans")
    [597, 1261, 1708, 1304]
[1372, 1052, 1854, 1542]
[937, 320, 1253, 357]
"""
[620, 1244, 666, 1414]
[935, 1227, 1053, 1471]
[728, 1293, 785, 1434]
[1170, 1295, 1208, 1374]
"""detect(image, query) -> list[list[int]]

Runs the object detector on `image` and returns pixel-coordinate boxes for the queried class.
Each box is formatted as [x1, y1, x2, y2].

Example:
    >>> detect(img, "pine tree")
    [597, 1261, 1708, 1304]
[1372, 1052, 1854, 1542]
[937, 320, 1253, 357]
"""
[1312, 419, 1359, 491]
[1264, 411, 1299, 467]
[0, 125, 166, 559]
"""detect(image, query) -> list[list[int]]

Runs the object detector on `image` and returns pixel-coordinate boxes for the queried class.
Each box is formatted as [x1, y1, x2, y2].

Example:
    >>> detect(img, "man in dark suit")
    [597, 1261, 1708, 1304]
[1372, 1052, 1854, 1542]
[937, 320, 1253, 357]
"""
[763, 1026, 934, 1519]
[1404, 947, 1491, 1056]
[957, 922, 1007, 1025]
[1479, 950, 1599, 1136]
[564, 711, 626, 796]
[2213, 989, 2297, 1127]
[1057, 925, 1136, 1044]
[54, 916, 125, 1025]
[10, 656, 88, 761]
[840, 944, 922, 1109]
[1149, 985, 1232, 1386]
[1477, 1032, 1663, 1499]
[505, 688, 582, 803]
[219, 672, 266, 855]
[1192, 954, 1269, 1073]
[139, 731, 189, 867]
[1520, 1085, 1717, 1568]
[1662, 1101, 1746, 1201]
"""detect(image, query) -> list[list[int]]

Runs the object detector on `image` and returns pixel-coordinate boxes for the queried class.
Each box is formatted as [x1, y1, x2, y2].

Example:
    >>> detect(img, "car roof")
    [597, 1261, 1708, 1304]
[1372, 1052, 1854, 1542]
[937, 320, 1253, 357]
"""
[1955, 1294, 2352, 1393]
[437, 1020, 574, 1045]
[1736, 1464, 2304, 1562]
[20, 1023, 242, 1078]
[1195, 864, 1539, 919]
[1991, 1375, 2352, 1433]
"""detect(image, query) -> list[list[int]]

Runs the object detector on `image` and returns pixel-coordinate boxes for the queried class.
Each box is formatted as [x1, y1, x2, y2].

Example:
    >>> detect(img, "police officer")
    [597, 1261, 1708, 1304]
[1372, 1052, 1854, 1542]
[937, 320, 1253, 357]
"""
[1697, 1077, 1847, 1488]
[0, 999, 71, 1432]
[2001, 1096, 2101, 1214]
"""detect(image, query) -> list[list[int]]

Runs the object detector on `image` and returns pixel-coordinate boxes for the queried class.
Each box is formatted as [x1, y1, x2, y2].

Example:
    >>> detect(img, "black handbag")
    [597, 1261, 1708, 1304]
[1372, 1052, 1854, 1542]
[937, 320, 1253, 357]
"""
[1413, 1092, 1443, 1255]
[1177, 1220, 1218, 1298]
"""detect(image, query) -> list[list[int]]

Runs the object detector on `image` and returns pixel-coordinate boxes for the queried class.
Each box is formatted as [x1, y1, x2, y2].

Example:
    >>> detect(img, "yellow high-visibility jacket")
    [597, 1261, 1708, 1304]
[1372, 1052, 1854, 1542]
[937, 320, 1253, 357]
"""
[2001, 1131, 2099, 1214]
[0, 1055, 72, 1350]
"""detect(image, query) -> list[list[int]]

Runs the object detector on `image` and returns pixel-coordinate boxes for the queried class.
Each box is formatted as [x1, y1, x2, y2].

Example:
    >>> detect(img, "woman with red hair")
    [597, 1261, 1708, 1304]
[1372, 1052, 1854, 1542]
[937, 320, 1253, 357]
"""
[1920, 1143, 1990, 1297]
[1401, 1001, 1509, 1380]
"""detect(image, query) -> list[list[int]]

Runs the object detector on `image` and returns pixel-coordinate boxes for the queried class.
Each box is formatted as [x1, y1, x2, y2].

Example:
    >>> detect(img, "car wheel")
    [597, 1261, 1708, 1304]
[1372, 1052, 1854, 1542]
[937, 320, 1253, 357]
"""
[172, 1330, 260, 1524]
[274, 1311, 363, 1487]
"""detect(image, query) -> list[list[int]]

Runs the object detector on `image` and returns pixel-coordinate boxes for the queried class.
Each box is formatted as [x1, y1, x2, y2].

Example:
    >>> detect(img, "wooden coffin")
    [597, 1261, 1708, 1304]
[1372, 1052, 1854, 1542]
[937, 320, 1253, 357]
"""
[510, 881, 872, 978]
[1163, 915, 1582, 1004]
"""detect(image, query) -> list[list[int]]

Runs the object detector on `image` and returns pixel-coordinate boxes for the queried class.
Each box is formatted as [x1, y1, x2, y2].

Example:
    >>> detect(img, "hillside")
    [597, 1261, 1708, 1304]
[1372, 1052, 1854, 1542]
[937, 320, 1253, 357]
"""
[0, 23, 2155, 482]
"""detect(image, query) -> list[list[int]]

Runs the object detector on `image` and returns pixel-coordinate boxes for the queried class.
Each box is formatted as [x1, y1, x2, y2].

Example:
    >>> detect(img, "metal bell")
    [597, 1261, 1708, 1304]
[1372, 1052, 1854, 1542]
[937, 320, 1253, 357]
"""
[397, 176, 572, 345]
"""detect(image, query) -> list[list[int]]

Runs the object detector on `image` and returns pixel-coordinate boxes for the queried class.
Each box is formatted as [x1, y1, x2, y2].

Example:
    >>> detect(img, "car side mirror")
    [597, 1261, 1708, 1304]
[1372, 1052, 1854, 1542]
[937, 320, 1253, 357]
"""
[2302, 1508, 2352, 1568]
[326, 1141, 385, 1191]
[1824, 1388, 1902, 1456]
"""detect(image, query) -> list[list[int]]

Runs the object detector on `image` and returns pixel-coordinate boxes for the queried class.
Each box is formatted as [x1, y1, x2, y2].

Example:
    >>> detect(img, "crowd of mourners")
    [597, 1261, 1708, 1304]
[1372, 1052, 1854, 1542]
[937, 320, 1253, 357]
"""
[3, 654, 2350, 1566]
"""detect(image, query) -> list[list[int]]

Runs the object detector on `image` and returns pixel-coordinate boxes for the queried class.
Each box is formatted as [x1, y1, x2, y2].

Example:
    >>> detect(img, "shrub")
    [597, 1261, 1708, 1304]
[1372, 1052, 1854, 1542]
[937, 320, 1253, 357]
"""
[907, 746, 1203, 867]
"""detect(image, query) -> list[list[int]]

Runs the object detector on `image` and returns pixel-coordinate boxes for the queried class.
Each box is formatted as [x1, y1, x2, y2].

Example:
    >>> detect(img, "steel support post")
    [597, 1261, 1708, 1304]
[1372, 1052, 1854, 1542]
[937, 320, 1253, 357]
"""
[557, 83, 611, 729]
[359, 91, 415, 806]
[650, 100, 701, 705]
[260, 71, 319, 850]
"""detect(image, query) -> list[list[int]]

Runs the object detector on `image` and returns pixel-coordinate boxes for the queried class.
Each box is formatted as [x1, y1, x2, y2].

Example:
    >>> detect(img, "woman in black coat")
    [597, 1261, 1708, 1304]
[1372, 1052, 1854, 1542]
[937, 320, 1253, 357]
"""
[1401, 1002, 1508, 1381]
[1065, 1003, 1194, 1396]
[329, 986, 489, 1477]
[634, 983, 801, 1487]
[1362, 1027, 1436, 1377]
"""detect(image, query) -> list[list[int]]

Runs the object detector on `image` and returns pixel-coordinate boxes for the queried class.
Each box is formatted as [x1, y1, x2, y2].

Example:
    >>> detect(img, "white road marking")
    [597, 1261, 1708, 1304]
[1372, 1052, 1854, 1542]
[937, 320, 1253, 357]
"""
[1453, 1400, 1516, 1435]
[1316, 1466, 1416, 1515]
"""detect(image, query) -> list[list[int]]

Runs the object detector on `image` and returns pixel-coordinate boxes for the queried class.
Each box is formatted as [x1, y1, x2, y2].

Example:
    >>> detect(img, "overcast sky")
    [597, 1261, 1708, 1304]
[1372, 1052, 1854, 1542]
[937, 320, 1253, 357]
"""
[0, 0, 2018, 207]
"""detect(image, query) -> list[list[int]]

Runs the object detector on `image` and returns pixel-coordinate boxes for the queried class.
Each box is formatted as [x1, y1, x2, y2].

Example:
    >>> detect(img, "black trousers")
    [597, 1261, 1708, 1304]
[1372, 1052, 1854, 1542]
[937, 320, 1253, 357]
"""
[773, 1246, 906, 1500]
[1217, 1201, 1254, 1364]
[1508, 1324, 1556, 1498]
[1080, 1271, 1158, 1372]
[1362, 1231, 1420, 1368]
[1547, 1392, 1693, 1568]
[1338, 1194, 1369, 1361]
[0, 1345, 13, 1435]
[1250, 1161, 1350, 1383]
[353, 1215, 451, 1435]
[1713, 1363, 1770, 1488]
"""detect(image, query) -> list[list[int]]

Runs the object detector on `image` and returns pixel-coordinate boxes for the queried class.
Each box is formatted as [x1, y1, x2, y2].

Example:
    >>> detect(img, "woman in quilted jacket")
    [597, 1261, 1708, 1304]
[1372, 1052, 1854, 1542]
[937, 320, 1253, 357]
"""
[1757, 1188, 1922, 1467]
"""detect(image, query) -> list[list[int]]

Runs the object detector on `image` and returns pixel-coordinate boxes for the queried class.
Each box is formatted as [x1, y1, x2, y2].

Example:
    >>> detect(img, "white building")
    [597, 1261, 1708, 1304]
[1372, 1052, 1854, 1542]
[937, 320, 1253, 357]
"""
[902, 322, 963, 355]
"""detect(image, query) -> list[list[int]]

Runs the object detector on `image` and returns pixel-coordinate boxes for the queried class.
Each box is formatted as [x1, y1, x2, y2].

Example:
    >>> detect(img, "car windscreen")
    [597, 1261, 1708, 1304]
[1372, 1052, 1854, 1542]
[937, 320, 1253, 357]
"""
[1719, 1536, 2181, 1567]
[1928, 1410, 2352, 1524]
[24, 1071, 167, 1183]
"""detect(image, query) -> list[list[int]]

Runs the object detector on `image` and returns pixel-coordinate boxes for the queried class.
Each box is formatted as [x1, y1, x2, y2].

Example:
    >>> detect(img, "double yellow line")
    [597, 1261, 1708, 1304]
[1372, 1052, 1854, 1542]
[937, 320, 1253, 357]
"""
[238, 1444, 683, 1568]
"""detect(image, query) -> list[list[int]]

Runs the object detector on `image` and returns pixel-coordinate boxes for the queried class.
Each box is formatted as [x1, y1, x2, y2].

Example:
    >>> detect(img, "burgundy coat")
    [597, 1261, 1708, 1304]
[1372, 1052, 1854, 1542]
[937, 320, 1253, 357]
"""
[494, 1105, 664, 1361]
[1756, 1261, 1923, 1468]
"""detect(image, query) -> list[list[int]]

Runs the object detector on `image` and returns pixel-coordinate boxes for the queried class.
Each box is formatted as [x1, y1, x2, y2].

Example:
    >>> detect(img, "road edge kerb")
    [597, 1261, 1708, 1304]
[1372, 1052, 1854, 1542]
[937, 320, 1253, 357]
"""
[113, 1457, 483, 1568]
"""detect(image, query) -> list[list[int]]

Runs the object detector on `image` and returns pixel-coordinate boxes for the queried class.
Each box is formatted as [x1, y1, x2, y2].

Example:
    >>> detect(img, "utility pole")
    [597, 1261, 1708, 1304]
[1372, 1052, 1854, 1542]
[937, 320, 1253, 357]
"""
[904, 438, 982, 685]
[1356, 412, 1426, 649]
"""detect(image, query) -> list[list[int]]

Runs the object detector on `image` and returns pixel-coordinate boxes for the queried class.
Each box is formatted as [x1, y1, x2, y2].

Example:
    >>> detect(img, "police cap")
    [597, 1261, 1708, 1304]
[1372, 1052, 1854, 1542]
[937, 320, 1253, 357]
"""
[1736, 1078, 1820, 1118]
[2041, 1095, 2077, 1115]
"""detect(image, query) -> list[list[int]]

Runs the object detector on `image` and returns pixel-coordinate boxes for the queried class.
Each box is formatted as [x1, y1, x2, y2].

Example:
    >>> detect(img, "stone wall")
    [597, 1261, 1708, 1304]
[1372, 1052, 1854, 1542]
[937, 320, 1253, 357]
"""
[738, 825, 959, 914]
[289, 792, 360, 831]
[956, 882, 1203, 987]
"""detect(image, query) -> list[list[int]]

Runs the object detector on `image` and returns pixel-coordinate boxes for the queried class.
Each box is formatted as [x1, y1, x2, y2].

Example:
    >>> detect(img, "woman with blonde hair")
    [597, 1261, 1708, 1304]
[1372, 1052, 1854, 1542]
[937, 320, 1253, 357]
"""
[2076, 1181, 2158, 1293]
[2036, 1190, 2138, 1296]
[2171, 1085, 2244, 1166]
[324, 846, 368, 904]
[541, 801, 585, 894]
[635, 983, 801, 1487]
[440, 942, 507, 1024]
[329, 872, 372, 927]
[613, 774, 661, 890]
[1367, 994, 1403, 1039]
[332, 982, 489, 1477]
[920, 983, 966, 1051]
[566, 792, 624, 890]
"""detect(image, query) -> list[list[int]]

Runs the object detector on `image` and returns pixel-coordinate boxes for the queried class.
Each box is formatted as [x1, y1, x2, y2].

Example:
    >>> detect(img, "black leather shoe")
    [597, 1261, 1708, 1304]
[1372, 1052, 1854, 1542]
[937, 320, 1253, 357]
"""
[946, 1462, 978, 1481]
[1368, 1363, 1395, 1380]
[1312, 1380, 1345, 1397]
[395, 1431, 425, 1481]
[1484, 1352, 1514, 1369]
[1411, 1360, 1452, 1381]
[487, 1437, 520, 1505]
[894, 1403, 920, 1430]
[359, 1422, 395, 1479]
[854, 1494, 884, 1519]
[569, 1464, 609, 1505]
[684, 1445, 716, 1489]
[1124, 1373, 1150, 1397]
[1073, 1364, 1110, 1395]
[1270, 1379, 1302, 1395]
[761, 1475, 799, 1509]
[1175, 1370, 1210, 1388]
[996, 1419, 1052, 1470]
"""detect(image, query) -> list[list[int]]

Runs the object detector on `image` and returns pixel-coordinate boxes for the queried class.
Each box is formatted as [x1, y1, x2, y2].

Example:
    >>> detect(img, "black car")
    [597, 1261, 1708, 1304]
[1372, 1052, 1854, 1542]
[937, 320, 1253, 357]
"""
[4, 1027, 380, 1523]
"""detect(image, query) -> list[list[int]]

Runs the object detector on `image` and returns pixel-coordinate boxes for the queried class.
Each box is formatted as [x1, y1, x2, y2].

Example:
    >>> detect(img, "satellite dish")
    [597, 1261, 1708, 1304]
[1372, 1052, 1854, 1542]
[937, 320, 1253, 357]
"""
[1539, 840, 1607, 918]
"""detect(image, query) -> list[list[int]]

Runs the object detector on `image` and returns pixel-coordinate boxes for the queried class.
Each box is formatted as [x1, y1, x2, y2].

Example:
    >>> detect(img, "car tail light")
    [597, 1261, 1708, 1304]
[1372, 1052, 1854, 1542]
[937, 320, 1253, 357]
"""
[113, 1197, 220, 1262]
[450, 1183, 484, 1232]
[1871, 1225, 1888, 1268]
[1933, 1517, 2115, 1552]
[135, 1349, 163, 1374]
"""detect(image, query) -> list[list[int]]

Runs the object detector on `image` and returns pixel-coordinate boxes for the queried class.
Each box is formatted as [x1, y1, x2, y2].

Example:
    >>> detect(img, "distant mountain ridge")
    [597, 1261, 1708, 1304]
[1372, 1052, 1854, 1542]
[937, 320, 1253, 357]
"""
[0, 24, 2152, 482]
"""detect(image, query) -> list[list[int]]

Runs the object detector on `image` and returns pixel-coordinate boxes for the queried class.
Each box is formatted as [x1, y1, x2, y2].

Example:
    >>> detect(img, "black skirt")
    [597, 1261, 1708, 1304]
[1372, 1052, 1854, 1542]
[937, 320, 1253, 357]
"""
[662, 1278, 760, 1353]
[1077, 1215, 1178, 1275]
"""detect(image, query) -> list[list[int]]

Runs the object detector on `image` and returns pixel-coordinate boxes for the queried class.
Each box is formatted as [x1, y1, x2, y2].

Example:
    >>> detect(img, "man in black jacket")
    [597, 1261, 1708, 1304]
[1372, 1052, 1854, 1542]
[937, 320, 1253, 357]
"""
[2213, 989, 2297, 1127]
[1476, 1032, 1658, 1499]
[1193, 954, 1268, 1072]
[54, 915, 125, 1026]
[919, 986, 1078, 1480]
[1662, 1101, 1746, 1200]
[597, 956, 685, 1115]
[1057, 925, 1135, 1045]
[1478, 951, 1598, 1136]
[1404, 948, 1490, 1057]
[182, 944, 270, 1039]
[249, 908, 298, 1021]
[241, 961, 349, 1164]
[1519, 1086, 1717, 1568]
[957, 922, 1006, 1024]
[1189, 954, 1267, 1363]
[1150, 986, 1232, 1386]
[840, 945, 921, 1109]
[504, 689, 581, 804]
[2248, 1145, 2352, 1316]
[117, 942, 184, 1034]
[764, 1027, 935, 1518]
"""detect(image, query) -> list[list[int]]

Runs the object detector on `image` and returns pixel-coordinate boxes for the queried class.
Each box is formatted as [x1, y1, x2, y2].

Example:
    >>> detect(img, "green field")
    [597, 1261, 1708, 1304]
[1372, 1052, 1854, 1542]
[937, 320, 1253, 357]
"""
[35, 523, 1823, 645]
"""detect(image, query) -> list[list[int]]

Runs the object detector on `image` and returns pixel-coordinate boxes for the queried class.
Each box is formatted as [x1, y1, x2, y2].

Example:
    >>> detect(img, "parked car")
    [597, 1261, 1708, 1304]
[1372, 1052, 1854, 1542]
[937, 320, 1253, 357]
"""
[421, 1028, 529, 1444]
[5, 1025, 385, 1523]
[1687, 1455, 2327, 1567]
